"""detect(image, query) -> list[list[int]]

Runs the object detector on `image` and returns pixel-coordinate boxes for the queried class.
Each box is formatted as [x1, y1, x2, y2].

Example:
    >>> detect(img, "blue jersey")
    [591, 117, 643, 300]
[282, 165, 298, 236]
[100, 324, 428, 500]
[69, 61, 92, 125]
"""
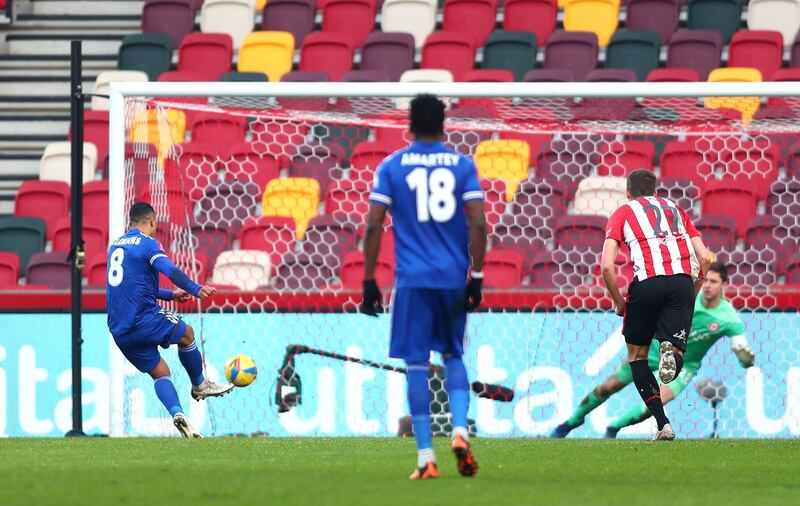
[369, 141, 483, 289]
[106, 228, 170, 338]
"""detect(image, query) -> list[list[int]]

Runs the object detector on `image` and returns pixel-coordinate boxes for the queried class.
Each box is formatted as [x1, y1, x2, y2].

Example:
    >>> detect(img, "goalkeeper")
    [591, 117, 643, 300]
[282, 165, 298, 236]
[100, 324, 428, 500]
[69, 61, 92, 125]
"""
[551, 262, 755, 438]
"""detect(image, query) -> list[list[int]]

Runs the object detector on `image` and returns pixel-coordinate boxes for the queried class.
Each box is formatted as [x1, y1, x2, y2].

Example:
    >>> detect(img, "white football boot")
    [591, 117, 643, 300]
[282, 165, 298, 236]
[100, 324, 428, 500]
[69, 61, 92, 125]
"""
[653, 423, 676, 441]
[191, 379, 235, 401]
[658, 341, 677, 383]
[173, 413, 202, 438]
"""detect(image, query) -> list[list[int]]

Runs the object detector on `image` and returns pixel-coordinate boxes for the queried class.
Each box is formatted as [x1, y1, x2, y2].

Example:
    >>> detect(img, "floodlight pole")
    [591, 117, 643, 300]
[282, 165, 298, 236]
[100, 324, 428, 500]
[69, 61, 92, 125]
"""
[66, 39, 86, 438]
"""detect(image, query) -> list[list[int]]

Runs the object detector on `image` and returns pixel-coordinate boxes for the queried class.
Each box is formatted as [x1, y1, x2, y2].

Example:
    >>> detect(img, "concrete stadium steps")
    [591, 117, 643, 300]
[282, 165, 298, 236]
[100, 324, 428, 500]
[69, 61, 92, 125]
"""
[3, 33, 127, 55]
[27, 0, 145, 16]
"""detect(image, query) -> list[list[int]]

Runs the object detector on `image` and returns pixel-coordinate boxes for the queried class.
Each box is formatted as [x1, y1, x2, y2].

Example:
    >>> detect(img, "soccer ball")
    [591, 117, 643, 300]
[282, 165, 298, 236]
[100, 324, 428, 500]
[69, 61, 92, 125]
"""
[224, 354, 258, 387]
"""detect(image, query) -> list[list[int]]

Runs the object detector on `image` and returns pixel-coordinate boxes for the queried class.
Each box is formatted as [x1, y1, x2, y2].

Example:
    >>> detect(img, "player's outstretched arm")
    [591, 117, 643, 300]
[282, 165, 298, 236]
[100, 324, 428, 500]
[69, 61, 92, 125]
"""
[465, 200, 486, 311]
[600, 238, 625, 316]
[361, 203, 388, 316]
[152, 256, 216, 300]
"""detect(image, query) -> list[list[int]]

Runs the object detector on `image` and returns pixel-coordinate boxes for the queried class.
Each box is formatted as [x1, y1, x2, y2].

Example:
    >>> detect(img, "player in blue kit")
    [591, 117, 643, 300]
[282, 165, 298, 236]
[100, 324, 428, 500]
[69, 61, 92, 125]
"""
[360, 94, 487, 480]
[107, 202, 233, 437]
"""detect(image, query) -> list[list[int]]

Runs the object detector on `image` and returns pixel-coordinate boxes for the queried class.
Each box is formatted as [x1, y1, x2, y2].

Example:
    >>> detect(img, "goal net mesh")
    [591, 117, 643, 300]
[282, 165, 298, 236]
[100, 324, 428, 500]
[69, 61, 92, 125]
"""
[111, 90, 800, 438]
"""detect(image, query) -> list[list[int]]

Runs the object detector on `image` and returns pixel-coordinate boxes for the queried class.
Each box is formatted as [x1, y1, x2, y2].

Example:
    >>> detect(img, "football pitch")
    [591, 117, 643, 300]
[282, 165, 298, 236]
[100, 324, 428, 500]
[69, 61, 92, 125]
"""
[1, 438, 797, 506]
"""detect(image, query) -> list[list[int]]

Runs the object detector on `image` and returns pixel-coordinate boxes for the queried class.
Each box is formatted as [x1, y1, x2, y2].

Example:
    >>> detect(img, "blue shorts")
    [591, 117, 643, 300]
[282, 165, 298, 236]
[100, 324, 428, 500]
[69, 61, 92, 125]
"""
[113, 309, 187, 373]
[390, 288, 467, 363]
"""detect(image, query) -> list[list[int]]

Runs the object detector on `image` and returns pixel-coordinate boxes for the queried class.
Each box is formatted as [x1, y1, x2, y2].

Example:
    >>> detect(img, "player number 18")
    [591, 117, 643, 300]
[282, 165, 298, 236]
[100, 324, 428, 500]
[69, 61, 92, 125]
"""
[108, 247, 125, 287]
[406, 167, 456, 223]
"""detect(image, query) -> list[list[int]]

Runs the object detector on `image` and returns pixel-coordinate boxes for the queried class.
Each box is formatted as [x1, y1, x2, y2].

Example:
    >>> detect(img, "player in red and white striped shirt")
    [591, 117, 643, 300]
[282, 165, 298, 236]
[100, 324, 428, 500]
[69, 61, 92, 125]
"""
[601, 170, 710, 440]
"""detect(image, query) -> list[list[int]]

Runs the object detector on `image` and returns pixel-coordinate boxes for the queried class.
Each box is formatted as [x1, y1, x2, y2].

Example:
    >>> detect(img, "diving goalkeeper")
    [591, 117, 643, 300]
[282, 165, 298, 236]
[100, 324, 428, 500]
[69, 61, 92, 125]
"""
[551, 261, 755, 438]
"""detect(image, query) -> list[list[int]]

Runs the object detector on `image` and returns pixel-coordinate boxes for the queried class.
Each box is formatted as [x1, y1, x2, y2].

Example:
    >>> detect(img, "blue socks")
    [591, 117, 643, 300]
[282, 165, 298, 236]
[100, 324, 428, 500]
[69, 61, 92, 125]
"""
[153, 376, 183, 417]
[406, 362, 432, 451]
[444, 357, 469, 430]
[178, 341, 205, 386]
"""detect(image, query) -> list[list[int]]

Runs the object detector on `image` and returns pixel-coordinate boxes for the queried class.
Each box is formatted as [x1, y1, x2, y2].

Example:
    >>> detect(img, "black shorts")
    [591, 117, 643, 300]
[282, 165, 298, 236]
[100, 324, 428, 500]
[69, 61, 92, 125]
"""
[622, 274, 694, 351]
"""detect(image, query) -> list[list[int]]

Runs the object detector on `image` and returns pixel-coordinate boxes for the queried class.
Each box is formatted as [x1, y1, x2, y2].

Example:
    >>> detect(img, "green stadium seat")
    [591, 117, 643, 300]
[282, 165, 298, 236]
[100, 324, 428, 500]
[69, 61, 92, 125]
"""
[482, 31, 538, 82]
[605, 30, 662, 81]
[220, 71, 270, 82]
[687, 0, 743, 45]
[118, 33, 174, 81]
[0, 217, 46, 276]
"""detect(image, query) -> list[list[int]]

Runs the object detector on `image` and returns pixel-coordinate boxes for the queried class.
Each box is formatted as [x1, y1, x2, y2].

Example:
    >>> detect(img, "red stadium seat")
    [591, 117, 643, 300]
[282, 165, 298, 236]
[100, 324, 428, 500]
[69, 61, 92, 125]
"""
[718, 139, 779, 200]
[190, 112, 247, 145]
[302, 216, 359, 260]
[167, 142, 222, 201]
[461, 69, 514, 82]
[68, 110, 109, 170]
[51, 217, 107, 261]
[744, 215, 781, 246]
[239, 216, 297, 266]
[321, 0, 377, 48]
[272, 252, 338, 290]
[349, 140, 392, 181]
[223, 142, 281, 192]
[597, 139, 655, 177]
[503, 0, 557, 45]
[340, 250, 394, 289]
[660, 140, 705, 188]
[83, 180, 109, 233]
[728, 30, 784, 81]
[170, 251, 208, 285]
[529, 251, 559, 288]
[421, 31, 476, 81]
[0, 252, 20, 287]
[784, 253, 800, 284]
[442, 0, 498, 47]
[178, 33, 233, 79]
[481, 178, 506, 230]
[483, 249, 524, 288]
[189, 223, 232, 273]
[299, 32, 355, 81]
[26, 252, 71, 290]
[666, 30, 722, 81]
[141, 0, 195, 46]
[646, 68, 700, 82]
[14, 180, 70, 240]
[86, 254, 107, 287]
[702, 180, 758, 238]
[325, 180, 370, 225]
[553, 215, 607, 252]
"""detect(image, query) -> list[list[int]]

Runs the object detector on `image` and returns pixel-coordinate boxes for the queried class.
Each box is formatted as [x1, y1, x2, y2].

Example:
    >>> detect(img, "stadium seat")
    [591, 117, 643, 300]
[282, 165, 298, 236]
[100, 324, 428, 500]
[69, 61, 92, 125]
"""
[666, 30, 722, 81]
[528, 251, 561, 288]
[744, 215, 781, 245]
[480, 178, 507, 229]
[706, 68, 763, 122]
[686, 0, 742, 45]
[272, 252, 338, 289]
[646, 68, 700, 82]
[657, 177, 700, 218]
[322, 0, 377, 48]
[161, 70, 219, 84]
[299, 32, 355, 81]
[91, 71, 148, 110]
[360, 32, 416, 82]
[771, 68, 800, 81]
[720, 139, 779, 200]
[702, 180, 759, 237]
[461, 69, 515, 82]
[117, 33, 173, 81]
[220, 71, 269, 82]
[26, 252, 71, 290]
[442, 0, 498, 47]
[474, 140, 531, 200]
[573, 176, 627, 217]
[0, 218, 46, 276]
[178, 33, 233, 79]
[543, 31, 598, 81]
[262, 0, 315, 45]
[694, 215, 737, 251]
[211, 250, 272, 291]
[768, 178, 800, 214]
[189, 223, 232, 273]
[166, 142, 221, 201]
[341, 250, 395, 289]
[52, 217, 107, 261]
[399, 69, 454, 82]
[349, 140, 392, 181]
[482, 31, 538, 82]
[747, 0, 800, 47]
[281, 71, 330, 82]
[605, 30, 661, 81]
[483, 249, 524, 288]
[223, 142, 281, 192]
[196, 180, 262, 232]
[141, 0, 195, 46]
[341, 70, 391, 81]
[563, 0, 620, 47]
[381, 0, 437, 48]
[421, 31, 476, 81]
[239, 216, 296, 266]
[67, 110, 108, 170]
[625, 0, 679, 44]
[128, 108, 187, 164]
[15, 180, 69, 240]
[585, 69, 637, 82]
[200, 0, 258, 49]
[534, 138, 594, 181]
[523, 68, 575, 81]
[503, 0, 557, 45]
[728, 30, 784, 81]
[237, 31, 295, 82]
[597, 139, 655, 176]
[83, 180, 109, 232]
[39, 142, 98, 184]
[784, 253, 800, 283]
[262, 178, 321, 239]
[302, 215, 358, 261]
[553, 215, 607, 251]
[660, 140, 705, 186]
[190, 113, 247, 145]
[325, 180, 370, 225]
[0, 252, 20, 287]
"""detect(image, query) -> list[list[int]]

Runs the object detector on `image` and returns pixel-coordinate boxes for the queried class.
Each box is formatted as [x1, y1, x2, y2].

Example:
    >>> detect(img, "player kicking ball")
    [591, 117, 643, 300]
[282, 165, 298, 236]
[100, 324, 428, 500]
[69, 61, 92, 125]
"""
[107, 202, 234, 438]
[360, 94, 487, 480]
[552, 261, 755, 438]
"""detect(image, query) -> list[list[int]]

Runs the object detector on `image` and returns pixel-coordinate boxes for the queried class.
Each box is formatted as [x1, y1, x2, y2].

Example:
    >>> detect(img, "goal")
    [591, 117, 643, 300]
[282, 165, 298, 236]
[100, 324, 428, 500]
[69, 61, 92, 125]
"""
[107, 82, 800, 438]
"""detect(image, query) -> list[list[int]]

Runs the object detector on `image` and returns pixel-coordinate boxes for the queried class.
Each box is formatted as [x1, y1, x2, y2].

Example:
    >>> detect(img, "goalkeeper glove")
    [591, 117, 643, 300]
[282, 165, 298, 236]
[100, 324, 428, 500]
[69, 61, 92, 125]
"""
[732, 343, 755, 368]
[465, 273, 483, 312]
[360, 279, 382, 317]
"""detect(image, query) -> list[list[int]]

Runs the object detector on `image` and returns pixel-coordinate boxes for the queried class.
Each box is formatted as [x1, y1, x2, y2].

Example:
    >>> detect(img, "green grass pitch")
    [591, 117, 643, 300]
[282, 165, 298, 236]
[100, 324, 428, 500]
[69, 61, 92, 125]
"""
[1, 438, 798, 505]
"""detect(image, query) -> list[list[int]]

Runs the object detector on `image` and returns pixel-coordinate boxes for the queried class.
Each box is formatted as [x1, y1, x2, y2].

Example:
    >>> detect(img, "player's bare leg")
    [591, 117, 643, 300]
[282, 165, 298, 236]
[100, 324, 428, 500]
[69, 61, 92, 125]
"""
[551, 375, 625, 437]
[149, 359, 202, 438]
[177, 326, 234, 401]
[628, 343, 674, 440]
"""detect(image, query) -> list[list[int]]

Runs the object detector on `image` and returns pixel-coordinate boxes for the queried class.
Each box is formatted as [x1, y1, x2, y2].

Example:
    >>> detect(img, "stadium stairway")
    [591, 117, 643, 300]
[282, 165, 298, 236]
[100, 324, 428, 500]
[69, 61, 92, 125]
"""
[0, 0, 142, 215]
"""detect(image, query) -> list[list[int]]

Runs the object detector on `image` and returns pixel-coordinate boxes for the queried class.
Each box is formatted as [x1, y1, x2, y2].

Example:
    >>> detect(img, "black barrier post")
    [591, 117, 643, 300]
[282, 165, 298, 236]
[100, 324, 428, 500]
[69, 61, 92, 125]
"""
[66, 40, 86, 438]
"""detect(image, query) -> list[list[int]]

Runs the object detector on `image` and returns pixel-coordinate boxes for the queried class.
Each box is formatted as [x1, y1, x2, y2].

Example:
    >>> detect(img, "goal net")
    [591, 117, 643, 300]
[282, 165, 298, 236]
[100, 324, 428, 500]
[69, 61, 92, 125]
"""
[108, 82, 800, 438]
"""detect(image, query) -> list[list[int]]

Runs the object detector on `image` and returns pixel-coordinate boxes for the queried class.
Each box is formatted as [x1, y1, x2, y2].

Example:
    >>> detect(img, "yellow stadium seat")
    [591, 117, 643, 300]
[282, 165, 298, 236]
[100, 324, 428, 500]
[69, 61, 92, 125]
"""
[128, 108, 186, 166]
[238, 31, 295, 82]
[706, 67, 762, 123]
[256, 0, 266, 9]
[474, 139, 531, 200]
[262, 177, 320, 238]
[563, 0, 620, 47]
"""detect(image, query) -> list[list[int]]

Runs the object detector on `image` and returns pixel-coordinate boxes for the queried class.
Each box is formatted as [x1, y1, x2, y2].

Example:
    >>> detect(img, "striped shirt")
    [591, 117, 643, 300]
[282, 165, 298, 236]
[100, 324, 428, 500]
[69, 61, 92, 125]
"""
[606, 196, 701, 282]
